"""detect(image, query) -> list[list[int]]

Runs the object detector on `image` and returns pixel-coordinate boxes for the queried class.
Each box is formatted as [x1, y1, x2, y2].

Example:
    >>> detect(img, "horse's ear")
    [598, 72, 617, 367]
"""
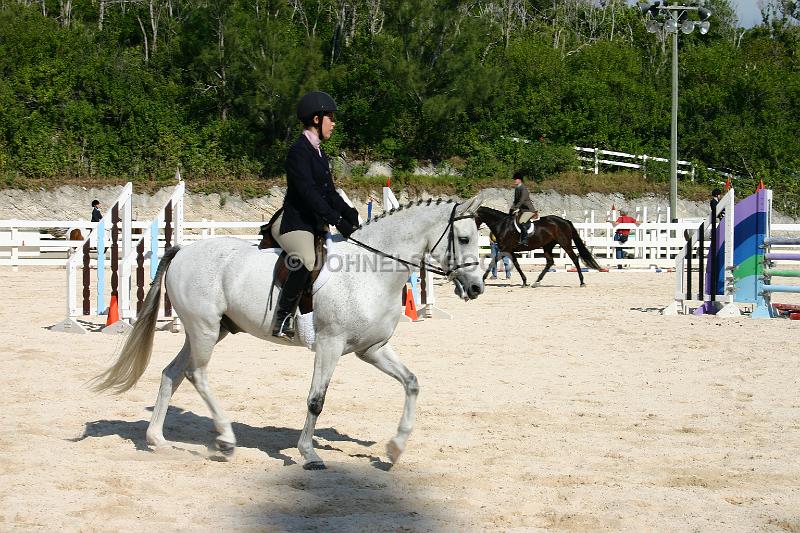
[455, 192, 484, 217]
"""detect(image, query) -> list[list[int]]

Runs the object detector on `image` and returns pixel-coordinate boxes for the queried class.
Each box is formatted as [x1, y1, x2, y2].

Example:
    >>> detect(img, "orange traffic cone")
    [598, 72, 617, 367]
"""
[106, 295, 120, 326]
[403, 285, 418, 321]
[755, 178, 765, 192]
[724, 176, 731, 191]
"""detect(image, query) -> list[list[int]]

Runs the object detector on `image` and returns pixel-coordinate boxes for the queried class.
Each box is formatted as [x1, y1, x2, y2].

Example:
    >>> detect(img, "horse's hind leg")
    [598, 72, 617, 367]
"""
[184, 327, 235, 454]
[563, 245, 586, 286]
[146, 340, 191, 449]
[534, 244, 556, 287]
[356, 342, 418, 465]
[146, 327, 230, 451]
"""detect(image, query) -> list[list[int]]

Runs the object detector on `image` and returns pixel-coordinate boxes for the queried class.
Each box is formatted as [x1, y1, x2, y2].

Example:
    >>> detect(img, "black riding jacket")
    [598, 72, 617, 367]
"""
[280, 134, 350, 236]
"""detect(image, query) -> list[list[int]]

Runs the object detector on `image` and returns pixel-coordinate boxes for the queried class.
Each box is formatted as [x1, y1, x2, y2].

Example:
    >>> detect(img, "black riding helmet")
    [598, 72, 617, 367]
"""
[297, 91, 337, 131]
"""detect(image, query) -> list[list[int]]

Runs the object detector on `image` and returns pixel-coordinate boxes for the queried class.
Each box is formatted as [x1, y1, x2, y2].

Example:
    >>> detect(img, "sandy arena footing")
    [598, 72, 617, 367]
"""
[1, 267, 798, 531]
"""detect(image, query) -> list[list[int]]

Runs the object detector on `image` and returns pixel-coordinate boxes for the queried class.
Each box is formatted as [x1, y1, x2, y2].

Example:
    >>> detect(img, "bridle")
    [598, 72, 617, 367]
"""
[346, 204, 480, 279]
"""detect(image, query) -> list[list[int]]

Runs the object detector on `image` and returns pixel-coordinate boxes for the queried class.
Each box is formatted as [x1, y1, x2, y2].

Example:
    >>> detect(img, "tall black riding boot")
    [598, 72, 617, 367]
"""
[518, 223, 528, 245]
[272, 266, 311, 339]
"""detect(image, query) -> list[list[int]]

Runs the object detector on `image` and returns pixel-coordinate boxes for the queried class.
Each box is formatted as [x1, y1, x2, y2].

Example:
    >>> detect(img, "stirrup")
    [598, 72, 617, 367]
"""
[272, 314, 296, 339]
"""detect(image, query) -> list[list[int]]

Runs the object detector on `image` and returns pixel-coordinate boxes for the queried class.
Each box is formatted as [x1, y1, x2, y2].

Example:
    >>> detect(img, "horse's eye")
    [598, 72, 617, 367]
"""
[458, 237, 469, 245]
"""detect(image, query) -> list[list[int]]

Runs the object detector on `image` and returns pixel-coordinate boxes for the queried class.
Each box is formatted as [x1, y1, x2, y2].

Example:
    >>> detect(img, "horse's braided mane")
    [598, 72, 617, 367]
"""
[361, 197, 454, 226]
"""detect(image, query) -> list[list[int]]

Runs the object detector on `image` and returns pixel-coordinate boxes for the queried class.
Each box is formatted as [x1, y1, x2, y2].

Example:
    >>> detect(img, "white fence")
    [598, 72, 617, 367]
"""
[6, 217, 787, 270]
[575, 146, 696, 180]
[477, 220, 709, 268]
[0, 219, 267, 268]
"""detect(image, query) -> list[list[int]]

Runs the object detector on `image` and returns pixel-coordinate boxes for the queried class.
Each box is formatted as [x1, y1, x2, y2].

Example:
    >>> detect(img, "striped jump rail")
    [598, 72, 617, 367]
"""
[753, 231, 800, 317]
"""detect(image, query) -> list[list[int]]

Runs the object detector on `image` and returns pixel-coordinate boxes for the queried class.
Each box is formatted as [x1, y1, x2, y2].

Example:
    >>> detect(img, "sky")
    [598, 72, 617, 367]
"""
[733, 0, 762, 28]
[629, 1, 763, 28]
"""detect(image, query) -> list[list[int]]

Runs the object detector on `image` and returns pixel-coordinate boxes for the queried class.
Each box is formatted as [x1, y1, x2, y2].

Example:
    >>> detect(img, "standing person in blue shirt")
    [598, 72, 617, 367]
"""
[270, 91, 360, 340]
[489, 232, 512, 279]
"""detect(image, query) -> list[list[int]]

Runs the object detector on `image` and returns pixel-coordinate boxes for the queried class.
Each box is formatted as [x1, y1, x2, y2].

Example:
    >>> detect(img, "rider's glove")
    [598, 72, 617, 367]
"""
[343, 206, 360, 226]
[335, 217, 356, 238]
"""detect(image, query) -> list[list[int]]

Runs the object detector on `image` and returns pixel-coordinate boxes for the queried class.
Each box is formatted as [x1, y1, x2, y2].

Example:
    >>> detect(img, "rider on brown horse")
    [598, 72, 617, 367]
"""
[509, 171, 537, 245]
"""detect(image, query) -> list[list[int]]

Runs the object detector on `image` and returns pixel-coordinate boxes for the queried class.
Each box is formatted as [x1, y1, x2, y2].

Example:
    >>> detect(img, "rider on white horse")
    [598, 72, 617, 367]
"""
[270, 91, 360, 340]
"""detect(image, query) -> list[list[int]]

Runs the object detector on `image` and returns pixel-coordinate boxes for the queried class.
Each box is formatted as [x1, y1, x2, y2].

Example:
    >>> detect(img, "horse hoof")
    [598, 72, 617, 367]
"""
[216, 439, 236, 456]
[303, 461, 327, 470]
[580, 283, 587, 287]
[150, 441, 173, 452]
[386, 440, 403, 464]
[532, 282, 541, 288]
[146, 434, 170, 450]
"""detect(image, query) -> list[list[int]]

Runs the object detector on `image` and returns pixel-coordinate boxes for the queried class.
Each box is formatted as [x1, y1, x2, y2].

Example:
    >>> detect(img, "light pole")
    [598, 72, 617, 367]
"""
[639, 1, 711, 223]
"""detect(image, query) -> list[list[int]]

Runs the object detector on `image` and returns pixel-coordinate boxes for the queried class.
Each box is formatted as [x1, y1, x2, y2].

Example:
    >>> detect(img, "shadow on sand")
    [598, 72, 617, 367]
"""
[70, 406, 379, 467]
[71, 412, 464, 529]
[236, 462, 459, 532]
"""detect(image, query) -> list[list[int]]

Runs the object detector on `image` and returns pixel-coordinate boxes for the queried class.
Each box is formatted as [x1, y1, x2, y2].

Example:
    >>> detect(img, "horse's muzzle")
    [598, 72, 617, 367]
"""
[454, 276, 484, 301]
[465, 282, 484, 300]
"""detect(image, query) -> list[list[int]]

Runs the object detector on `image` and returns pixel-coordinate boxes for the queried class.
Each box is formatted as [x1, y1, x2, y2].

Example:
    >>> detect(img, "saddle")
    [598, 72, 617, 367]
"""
[257, 208, 326, 315]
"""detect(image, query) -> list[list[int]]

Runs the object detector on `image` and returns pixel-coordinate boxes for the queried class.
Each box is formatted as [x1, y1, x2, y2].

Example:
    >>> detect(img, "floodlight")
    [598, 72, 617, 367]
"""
[681, 20, 695, 34]
[698, 7, 712, 21]
[698, 20, 710, 34]
[646, 19, 661, 33]
[664, 19, 678, 33]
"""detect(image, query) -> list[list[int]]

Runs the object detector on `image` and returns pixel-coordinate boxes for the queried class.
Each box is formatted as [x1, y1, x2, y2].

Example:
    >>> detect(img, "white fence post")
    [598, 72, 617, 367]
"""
[10, 226, 18, 271]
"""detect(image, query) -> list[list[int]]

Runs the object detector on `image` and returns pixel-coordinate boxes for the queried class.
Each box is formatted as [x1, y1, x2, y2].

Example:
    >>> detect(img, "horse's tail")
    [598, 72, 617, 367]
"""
[91, 245, 182, 394]
[568, 222, 602, 271]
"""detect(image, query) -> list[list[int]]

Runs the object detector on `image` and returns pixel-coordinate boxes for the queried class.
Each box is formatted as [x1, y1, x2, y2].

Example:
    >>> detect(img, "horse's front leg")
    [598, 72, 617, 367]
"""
[510, 253, 527, 286]
[482, 258, 496, 281]
[298, 339, 344, 470]
[357, 342, 418, 465]
[534, 245, 556, 287]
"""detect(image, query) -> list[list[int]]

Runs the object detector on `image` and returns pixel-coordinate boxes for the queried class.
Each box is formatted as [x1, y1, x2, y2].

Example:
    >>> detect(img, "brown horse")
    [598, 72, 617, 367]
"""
[474, 206, 602, 287]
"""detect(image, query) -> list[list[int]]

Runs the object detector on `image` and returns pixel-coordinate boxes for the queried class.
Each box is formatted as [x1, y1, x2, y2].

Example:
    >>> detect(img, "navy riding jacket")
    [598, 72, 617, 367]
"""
[280, 134, 350, 236]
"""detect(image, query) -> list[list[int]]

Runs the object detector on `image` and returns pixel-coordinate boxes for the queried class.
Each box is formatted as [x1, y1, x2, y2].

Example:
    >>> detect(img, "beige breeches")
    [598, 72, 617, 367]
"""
[271, 214, 317, 271]
[518, 211, 534, 224]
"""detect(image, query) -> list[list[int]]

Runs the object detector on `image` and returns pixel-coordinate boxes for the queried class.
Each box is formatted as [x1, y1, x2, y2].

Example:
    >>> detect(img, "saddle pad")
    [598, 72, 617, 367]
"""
[513, 214, 540, 233]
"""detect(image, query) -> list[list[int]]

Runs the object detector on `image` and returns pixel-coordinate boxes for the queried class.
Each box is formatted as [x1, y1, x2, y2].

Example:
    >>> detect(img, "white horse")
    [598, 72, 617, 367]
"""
[93, 195, 485, 469]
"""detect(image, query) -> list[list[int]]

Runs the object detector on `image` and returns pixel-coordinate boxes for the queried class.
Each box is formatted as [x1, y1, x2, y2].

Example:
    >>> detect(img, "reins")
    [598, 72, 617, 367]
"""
[346, 203, 479, 279]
